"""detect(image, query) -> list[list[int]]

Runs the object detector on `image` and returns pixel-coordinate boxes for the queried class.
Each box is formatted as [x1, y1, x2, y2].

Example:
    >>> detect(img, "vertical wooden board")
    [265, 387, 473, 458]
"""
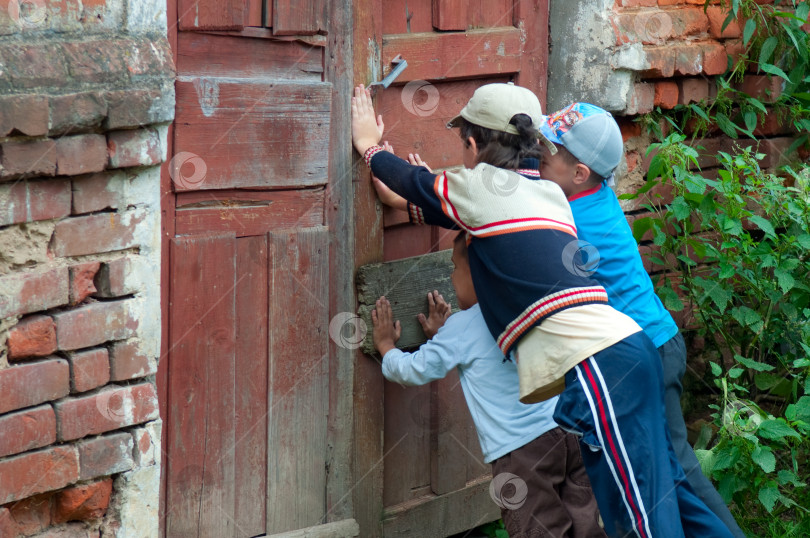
[514, 0, 550, 108]
[174, 80, 331, 191]
[469, 0, 514, 28]
[376, 78, 510, 171]
[267, 227, 330, 533]
[178, 0, 245, 30]
[430, 371, 473, 495]
[432, 0, 467, 31]
[234, 236, 268, 537]
[383, 381, 432, 507]
[382, 0, 433, 35]
[383, 224, 433, 262]
[272, 0, 325, 35]
[167, 233, 237, 538]
[247, 0, 263, 26]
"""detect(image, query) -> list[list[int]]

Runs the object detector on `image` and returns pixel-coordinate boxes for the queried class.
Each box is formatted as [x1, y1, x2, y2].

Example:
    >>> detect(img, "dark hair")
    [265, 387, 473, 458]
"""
[458, 114, 542, 169]
[452, 231, 468, 260]
[554, 144, 606, 185]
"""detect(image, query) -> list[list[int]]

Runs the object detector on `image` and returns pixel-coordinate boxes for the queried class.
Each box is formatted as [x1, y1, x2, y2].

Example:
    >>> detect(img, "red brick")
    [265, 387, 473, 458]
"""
[0, 446, 79, 504]
[669, 7, 709, 36]
[617, 118, 642, 142]
[7, 315, 57, 360]
[626, 82, 655, 114]
[94, 257, 136, 298]
[625, 151, 640, 173]
[0, 139, 57, 178]
[619, 0, 656, 6]
[105, 89, 174, 130]
[69, 262, 101, 305]
[55, 382, 158, 441]
[50, 211, 145, 257]
[131, 425, 158, 467]
[643, 46, 676, 77]
[658, 0, 685, 4]
[0, 405, 56, 458]
[0, 178, 71, 226]
[0, 267, 69, 319]
[674, 45, 703, 75]
[76, 432, 134, 480]
[63, 40, 127, 84]
[72, 171, 129, 214]
[706, 6, 741, 38]
[56, 135, 108, 176]
[654, 81, 679, 109]
[5, 492, 52, 536]
[53, 299, 139, 351]
[67, 348, 109, 393]
[109, 340, 155, 381]
[0, 507, 13, 537]
[0, 43, 69, 89]
[737, 75, 783, 103]
[0, 94, 49, 136]
[49, 92, 107, 136]
[678, 78, 710, 104]
[753, 113, 793, 136]
[0, 359, 69, 414]
[52, 478, 112, 523]
[758, 137, 796, 168]
[107, 128, 163, 169]
[725, 39, 745, 65]
[124, 38, 175, 81]
[702, 42, 728, 75]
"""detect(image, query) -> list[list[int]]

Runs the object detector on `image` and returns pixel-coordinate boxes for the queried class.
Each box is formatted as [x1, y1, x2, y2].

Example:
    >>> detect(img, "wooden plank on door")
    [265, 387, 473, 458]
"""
[175, 189, 325, 237]
[167, 233, 237, 538]
[176, 33, 324, 80]
[178, 0, 244, 30]
[267, 227, 330, 533]
[433, 0, 467, 31]
[382, 476, 499, 537]
[381, 28, 522, 83]
[174, 80, 332, 191]
[272, 0, 325, 36]
[234, 235, 269, 537]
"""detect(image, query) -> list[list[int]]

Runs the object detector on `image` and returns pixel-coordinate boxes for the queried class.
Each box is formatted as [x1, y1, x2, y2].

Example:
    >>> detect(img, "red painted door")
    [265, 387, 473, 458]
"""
[351, 0, 550, 535]
[159, 1, 355, 536]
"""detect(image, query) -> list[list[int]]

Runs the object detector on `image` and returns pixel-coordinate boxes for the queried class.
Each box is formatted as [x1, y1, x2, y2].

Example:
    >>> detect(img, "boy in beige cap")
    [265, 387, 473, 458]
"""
[352, 82, 732, 538]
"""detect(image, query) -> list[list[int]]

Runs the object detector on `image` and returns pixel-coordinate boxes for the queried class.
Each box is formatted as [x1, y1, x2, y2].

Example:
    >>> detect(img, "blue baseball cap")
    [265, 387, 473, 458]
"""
[539, 103, 623, 178]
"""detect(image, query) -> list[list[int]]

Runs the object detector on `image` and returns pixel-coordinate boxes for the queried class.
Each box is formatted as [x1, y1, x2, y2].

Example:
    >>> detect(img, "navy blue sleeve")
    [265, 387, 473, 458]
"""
[369, 149, 459, 230]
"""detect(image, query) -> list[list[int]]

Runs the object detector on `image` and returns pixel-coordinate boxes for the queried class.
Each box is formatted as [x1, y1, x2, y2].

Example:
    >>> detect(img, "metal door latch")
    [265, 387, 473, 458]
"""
[370, 55, 408, 89]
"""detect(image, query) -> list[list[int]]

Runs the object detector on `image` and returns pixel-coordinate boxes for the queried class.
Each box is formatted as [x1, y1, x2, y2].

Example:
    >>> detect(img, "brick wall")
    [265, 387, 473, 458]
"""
[0, 1, 172, 537]
[548, 0, 806, 330]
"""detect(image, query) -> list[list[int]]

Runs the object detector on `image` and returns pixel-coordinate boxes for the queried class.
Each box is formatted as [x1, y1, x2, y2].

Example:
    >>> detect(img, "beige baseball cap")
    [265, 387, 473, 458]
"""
[446, 82, 557, 154]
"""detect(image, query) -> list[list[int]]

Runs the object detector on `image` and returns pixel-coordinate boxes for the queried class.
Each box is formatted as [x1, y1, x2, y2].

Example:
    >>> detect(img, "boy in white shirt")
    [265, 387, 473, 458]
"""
[372, 232, 606, 538]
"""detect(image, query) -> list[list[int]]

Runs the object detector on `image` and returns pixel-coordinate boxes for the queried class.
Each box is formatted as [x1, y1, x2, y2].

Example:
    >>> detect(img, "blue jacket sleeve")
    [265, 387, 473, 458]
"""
[369, 149, 459, 230]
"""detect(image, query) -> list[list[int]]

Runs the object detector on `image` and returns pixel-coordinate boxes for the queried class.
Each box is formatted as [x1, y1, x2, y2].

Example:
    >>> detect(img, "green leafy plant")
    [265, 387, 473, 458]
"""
[624, 135, 810, 535]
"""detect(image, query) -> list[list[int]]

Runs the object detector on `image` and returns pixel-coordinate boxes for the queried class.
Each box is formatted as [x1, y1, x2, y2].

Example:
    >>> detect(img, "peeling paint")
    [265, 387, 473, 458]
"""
[496, 41, 506, 57]
[193, 78, 219, 117]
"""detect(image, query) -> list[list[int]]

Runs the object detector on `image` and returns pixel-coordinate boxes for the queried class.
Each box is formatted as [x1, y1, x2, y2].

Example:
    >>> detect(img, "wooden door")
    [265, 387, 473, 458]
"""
[159, 0, 356, 536]
[352, 0, 550, 536]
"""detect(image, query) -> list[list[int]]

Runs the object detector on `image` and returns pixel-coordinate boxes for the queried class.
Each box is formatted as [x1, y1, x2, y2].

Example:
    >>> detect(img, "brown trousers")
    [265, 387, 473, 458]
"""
[491, 427, 607, 538]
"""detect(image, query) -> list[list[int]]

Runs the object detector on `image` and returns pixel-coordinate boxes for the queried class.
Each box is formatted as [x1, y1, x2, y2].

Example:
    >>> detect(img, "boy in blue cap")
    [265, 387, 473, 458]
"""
[536, 102, 744, 538]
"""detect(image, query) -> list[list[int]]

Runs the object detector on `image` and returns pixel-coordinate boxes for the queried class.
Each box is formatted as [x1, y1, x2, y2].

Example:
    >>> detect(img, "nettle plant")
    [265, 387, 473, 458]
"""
[626, 1, 810, 534]
[625, 139, 809, 533]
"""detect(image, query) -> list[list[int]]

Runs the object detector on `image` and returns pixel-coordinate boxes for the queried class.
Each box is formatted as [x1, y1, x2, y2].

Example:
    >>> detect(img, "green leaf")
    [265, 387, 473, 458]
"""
[794, 396, 810, 423]
[760, 63, 792, 83]
[710, 361, 723, 377]
[796, 234, 810, 249]
[728, 367, 744, 379]
[735, 354, 775, 372]
[657, 285, 684, 312]
[759, 483, 780, 513]
[755, 372, 785, 391]
[758, 36, 779, 66]
[773, 268, 796, 293]
[716, 112, 738, 138]
[632, 216, 653, 243]
[695, 448, 716, 477]
[746, 97, 768, 115]
[743, 18, 756, 47]
[713, 445, 740, 471]
[748, 215, 775, 236]
[752, 446, 776, 473]
[743, 109, 757, 132]
[690, 104, 711, 122]
[777, 469, 806, 488]
[758, 419, 801, 441]
[671, 196, 692, 221]
[647, 154, 664, 182]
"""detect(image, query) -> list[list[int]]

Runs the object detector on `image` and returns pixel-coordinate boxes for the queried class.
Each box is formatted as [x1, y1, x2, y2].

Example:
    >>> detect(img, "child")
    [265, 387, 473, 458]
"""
[536, 102, 744, 538]
[372, 232, 607, 538]
[352, 82, 733, 537]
